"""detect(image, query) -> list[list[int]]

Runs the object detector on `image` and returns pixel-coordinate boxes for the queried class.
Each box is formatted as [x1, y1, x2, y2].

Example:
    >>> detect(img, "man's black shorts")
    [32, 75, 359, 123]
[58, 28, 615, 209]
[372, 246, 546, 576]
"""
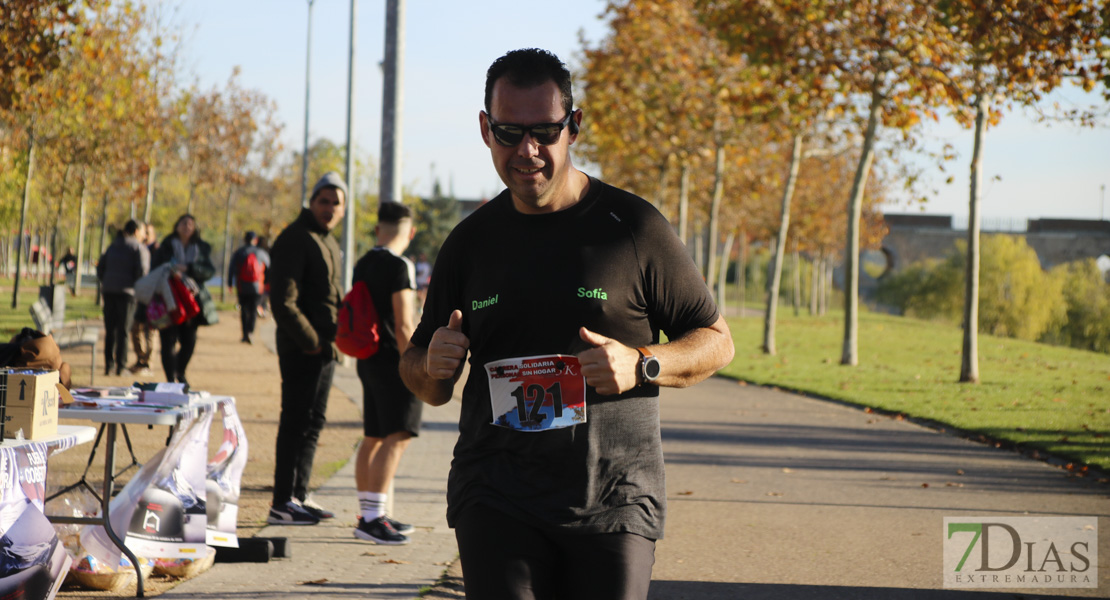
[356, 356, 423, 438]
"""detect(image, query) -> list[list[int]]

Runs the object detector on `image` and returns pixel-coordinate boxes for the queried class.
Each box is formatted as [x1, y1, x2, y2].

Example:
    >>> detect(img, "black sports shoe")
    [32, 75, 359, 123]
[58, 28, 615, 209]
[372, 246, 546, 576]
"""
[354, 516, 409, 545]
[301, 496, 335, 520]
[384, 515, 414, 534]
[267, 501, 320, 525]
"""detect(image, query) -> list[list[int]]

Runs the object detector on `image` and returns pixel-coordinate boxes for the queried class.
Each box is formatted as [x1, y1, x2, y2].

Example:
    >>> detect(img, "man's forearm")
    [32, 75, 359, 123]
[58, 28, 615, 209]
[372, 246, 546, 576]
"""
[400, 347, 456, 406]
[651, 316, 734, 388]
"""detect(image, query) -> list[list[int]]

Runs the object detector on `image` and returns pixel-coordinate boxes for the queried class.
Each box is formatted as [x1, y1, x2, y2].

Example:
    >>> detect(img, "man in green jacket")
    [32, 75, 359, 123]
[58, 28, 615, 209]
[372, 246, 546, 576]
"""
[267, 172, 346, 525]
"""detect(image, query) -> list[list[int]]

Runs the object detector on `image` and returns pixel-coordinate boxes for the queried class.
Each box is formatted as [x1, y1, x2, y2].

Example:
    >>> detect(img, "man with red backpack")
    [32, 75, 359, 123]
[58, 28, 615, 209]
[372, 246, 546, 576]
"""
[227, 231, 270, 344]
[348, 201, 421, 545]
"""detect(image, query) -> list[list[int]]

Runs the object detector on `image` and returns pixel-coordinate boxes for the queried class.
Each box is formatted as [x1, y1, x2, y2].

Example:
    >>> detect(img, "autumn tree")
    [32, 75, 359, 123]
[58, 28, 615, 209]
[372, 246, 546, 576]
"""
[698, 0, 958, 365]
[934, 0, 1105, 383]
[0, 0, 82, 111]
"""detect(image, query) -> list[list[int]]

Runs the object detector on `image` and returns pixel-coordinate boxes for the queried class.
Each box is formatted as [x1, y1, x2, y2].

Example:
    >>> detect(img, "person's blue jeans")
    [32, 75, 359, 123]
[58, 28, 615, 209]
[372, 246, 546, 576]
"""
[273, 350, 335, 505]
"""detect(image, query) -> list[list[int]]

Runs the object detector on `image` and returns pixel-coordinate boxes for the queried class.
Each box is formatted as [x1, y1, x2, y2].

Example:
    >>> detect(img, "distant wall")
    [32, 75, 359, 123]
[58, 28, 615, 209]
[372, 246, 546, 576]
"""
[880, 214, 1110, 274]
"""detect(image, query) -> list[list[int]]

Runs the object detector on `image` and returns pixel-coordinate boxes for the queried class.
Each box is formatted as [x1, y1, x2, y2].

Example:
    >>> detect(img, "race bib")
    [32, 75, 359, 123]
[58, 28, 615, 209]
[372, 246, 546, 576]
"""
[486, 354, 587, 432]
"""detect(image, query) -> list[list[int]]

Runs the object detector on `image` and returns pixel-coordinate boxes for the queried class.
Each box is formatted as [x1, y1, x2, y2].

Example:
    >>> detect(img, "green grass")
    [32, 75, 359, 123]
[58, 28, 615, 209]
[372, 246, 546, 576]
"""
[0, 277, 235, 339]
[721, 310, 1110, 472]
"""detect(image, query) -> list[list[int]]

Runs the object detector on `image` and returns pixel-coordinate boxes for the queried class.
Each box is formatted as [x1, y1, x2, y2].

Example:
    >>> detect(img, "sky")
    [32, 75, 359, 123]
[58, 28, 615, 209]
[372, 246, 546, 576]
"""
[171, 0, 1109, 223]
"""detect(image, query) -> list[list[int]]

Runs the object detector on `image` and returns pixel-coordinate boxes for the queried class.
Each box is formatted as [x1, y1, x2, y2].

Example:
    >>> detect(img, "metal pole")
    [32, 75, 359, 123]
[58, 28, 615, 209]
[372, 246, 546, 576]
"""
[300, 0, 316, 207]
[379, 0, 405, 205]
[341, 0, 357, 291]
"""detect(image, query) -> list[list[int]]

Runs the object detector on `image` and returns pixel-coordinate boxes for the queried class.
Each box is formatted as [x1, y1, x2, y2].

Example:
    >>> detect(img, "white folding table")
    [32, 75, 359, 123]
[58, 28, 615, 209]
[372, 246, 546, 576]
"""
[54, 398, 224, 597]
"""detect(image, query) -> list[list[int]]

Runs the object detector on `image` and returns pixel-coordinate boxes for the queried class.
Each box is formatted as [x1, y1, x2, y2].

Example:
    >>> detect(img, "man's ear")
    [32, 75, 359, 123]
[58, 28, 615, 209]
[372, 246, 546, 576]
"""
[568, 109, 582, 142]
[479, 111, 492, 149]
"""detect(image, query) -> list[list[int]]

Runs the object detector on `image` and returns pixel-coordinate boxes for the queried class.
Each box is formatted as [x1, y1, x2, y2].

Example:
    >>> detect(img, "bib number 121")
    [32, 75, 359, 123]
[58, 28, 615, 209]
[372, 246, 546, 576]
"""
[486, 354, 587, 432]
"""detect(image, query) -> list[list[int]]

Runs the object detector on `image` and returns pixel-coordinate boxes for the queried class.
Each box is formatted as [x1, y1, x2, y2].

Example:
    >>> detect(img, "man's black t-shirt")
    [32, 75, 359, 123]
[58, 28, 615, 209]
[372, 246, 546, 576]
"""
[352, 247, 415, 362]
[411, 177, 720, 540]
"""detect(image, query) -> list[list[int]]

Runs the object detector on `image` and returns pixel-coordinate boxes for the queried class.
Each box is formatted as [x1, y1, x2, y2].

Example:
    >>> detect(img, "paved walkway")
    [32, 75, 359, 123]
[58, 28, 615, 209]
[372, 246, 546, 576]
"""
[162, 325, 1108, 599]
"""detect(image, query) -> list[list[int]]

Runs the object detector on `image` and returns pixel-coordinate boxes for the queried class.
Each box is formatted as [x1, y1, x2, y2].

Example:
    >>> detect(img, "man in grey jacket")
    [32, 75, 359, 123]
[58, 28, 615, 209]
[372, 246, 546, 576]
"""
[97, 220, 149, 376]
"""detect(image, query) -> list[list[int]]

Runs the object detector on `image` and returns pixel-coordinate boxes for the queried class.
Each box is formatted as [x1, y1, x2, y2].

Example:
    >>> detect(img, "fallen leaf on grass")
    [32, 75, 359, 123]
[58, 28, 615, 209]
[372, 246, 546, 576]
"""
[381, 559, 410, 565]
[299, 579, 329, 586]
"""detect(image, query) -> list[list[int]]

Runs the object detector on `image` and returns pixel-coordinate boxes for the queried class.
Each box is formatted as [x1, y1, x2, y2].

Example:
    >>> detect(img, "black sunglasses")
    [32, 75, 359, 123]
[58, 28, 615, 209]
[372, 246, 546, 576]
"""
[484, 111, 574, 147]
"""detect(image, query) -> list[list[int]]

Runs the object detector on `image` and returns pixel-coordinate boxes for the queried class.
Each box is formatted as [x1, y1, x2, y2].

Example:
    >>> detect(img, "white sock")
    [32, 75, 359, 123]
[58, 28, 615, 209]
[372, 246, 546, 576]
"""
[359, 491, 387, 522]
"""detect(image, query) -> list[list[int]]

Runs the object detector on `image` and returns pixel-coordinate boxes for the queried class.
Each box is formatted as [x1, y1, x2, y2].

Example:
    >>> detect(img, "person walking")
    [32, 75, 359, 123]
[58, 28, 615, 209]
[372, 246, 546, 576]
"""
[129, 222, 156, 375]
[227, 231, 270, 344]
[351, 202, 420, 545]
[400, 48, 734, 600]
[57, 246, 78, 294]
[267, 172, 346, 525]
[96, 220, 149, 376]
[151, 214, 218, 385]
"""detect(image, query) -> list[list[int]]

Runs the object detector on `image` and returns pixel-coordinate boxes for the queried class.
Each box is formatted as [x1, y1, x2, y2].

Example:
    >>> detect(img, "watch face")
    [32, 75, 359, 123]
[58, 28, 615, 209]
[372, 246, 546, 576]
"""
[644, 357, 661, 380]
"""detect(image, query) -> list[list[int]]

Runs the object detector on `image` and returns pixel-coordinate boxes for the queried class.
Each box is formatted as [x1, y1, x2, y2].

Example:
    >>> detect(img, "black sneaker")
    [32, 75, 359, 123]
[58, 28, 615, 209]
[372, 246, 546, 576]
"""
[267, 501, 320, 525]
[301, 497, 334, 520]
[354, 516, 409, 545]
[384, 515, 414, 534]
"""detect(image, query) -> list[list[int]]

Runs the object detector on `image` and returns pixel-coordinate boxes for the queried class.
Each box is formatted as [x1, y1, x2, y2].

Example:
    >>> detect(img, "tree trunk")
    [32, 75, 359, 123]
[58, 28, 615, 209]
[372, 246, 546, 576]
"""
[75, 177, 88, 296]
[654, 159, 668, 210]
[717, 230, 736, 315]
[821, 255, 830, 316]
[763, 133, 804, 355]
[694, 222, 705, 277]
[144, 163, 156, 223]
[810, 251, 820, 315]
[678, 161, 690, 246]
[221, 186, 236, 304]
[706, 145, 725, 297]
[792, 244, 801, 317]
[12, 133, 35, 309]
[735, 229, 748, 317]
[841, 84, 882, 366]
[960, 93, 987, 384]
[96, 192, 109, 306]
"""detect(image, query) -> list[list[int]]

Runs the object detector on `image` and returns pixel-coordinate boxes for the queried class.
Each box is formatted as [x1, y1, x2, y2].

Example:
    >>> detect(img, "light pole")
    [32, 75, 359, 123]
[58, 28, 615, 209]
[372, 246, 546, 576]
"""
[379, 0, 404, 205]
[300, 0, 316, 207]
[342, 0, 357, 290]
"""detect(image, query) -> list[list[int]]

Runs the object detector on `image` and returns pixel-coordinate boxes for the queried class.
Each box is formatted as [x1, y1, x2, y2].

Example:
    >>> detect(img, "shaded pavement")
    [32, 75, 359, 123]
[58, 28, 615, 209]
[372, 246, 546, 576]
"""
[100, 318, 1107, 598]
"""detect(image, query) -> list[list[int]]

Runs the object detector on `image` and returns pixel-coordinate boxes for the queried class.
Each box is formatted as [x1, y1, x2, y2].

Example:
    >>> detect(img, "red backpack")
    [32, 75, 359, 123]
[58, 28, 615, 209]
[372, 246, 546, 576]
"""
[239, 252, 265, 286]
[336, 280, 381, 359]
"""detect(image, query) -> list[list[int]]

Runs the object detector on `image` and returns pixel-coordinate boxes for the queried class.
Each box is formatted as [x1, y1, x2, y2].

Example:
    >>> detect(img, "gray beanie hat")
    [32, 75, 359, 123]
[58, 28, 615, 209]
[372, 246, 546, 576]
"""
[309, 171, 348, 203]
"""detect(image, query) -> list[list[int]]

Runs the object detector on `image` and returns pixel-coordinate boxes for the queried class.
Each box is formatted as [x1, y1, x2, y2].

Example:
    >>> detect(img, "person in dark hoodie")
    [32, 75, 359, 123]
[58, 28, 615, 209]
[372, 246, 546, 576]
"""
[266, 172, 345, 525]
[96, 220, 149, 376]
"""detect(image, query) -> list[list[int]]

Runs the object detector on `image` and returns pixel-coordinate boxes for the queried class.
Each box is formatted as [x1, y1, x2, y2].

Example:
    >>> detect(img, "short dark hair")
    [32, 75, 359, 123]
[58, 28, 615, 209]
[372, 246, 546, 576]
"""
[484, 48, 573, 117]
[378, 201, 412, 224]
[124, 220, 140, 235]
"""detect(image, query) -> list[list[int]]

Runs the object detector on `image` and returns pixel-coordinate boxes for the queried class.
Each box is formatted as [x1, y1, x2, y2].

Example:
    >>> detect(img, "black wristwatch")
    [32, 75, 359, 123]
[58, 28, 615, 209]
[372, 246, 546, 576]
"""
[637, 347, 661, 383]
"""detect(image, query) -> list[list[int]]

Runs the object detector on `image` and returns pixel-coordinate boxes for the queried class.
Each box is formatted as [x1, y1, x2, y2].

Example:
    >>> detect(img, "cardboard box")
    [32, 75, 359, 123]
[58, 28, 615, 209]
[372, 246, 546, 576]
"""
[1, 369, 60, 440]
